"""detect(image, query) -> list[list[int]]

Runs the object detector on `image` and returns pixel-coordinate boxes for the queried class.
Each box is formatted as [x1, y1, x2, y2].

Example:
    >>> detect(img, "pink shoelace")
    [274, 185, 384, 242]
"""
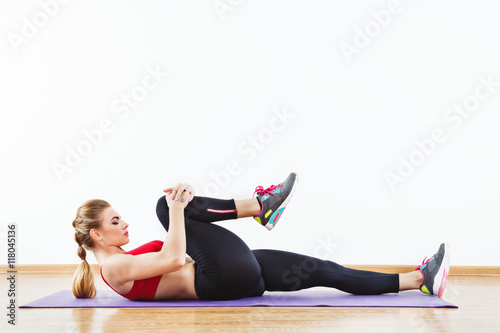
[254, 184, 282, 197]
[415, 256, 432, 271]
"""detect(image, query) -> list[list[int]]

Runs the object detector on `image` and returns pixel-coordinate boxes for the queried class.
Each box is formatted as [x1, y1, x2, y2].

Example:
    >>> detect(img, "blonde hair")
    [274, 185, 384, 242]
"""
[71, 199, 111, 298]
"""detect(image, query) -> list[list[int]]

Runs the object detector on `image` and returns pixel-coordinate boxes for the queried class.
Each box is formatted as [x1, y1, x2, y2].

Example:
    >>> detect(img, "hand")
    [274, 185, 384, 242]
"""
[163, 183, 195, 208]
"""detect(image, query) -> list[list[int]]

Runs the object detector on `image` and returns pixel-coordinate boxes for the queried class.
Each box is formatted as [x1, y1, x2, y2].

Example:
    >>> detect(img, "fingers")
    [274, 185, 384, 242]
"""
[169, 183, 183, 201]
[166, 183, 189, 202]
[163, 183, 196, 204]
[185, 185, 195, 202]
[164, 192, 186, 209]
[180, 189, 190, 202]
[177, 184, 189, 202]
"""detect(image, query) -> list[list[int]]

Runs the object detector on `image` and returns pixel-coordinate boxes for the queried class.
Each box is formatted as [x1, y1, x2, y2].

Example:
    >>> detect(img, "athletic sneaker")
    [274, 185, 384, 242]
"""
[416, 243, 450, 298]
[253, 172, 298, 230]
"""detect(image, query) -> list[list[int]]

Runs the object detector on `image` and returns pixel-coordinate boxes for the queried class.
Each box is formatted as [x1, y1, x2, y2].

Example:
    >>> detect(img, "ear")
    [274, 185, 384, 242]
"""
[89, 228, 101, 241]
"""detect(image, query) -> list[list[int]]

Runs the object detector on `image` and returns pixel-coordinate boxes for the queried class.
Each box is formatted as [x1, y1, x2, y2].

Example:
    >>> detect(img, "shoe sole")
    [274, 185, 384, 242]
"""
[265, 173, 299, 230]
[435, 243, 450, 298]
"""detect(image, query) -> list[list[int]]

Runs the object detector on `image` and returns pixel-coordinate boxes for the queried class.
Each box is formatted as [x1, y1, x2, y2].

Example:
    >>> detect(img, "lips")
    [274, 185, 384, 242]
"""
[124, 232, 129, 237]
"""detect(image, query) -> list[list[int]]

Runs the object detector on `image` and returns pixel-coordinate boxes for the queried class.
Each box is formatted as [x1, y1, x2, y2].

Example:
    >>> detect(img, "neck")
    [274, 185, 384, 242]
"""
[94, 245, 126, 265]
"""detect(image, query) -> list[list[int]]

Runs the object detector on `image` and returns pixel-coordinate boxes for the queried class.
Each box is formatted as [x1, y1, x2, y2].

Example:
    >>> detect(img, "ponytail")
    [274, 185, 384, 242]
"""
[71, 199, 111, 298]
[72, 245, 96, 298]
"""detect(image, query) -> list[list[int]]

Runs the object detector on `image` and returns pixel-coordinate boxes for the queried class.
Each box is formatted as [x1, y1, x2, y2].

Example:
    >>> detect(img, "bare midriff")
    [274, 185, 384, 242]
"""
[154, 257, 199, 300]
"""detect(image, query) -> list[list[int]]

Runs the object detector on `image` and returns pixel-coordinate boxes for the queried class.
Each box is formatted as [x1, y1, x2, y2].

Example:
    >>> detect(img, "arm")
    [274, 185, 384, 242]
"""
[106, 184, 194, 283]
[159, 205, 186, 267]
[159, 182, 195, 266]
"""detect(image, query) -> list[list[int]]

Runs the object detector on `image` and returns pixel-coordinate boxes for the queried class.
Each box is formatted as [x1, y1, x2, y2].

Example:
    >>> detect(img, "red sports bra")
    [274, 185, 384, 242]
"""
[100, 240, 164, 301]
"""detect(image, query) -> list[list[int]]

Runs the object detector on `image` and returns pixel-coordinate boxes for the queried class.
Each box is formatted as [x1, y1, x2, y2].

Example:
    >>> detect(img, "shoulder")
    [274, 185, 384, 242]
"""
[101, 253, 129, 280]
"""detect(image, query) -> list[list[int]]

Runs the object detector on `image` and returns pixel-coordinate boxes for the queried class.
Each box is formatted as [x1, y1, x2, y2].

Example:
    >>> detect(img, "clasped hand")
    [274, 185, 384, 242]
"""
[163, 183, 195, 209]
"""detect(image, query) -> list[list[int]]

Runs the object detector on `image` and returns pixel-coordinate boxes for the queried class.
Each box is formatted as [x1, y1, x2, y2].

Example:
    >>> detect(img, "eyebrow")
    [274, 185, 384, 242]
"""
[110, 216, 120, 222]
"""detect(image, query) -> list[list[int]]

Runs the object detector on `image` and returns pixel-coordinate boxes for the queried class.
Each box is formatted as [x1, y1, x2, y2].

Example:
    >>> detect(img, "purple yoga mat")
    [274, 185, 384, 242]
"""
[20, 289, 457, 308]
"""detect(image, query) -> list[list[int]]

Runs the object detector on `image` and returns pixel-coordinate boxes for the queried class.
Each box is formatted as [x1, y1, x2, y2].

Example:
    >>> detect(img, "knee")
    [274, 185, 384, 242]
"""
[156, 195, 167, 209]
[156, 195, 169, 225]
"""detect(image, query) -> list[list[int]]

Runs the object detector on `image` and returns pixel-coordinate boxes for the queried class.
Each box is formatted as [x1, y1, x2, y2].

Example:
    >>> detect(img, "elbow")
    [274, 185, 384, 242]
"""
[170, 257, 186, 270]
[175, 257, 186, 268]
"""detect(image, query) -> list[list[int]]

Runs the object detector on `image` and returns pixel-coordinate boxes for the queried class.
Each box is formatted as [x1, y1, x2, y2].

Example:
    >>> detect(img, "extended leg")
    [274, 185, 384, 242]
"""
[399, 271, 424, 291]
[252, 249, 400, 295]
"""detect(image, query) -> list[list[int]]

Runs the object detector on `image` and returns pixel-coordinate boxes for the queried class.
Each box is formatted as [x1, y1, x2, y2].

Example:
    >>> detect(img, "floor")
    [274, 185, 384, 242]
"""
[1, 274, 499, 332]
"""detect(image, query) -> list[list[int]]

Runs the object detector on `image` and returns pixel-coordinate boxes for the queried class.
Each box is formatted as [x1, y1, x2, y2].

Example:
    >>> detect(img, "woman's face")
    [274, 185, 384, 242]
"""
[96, 206, 130, 246]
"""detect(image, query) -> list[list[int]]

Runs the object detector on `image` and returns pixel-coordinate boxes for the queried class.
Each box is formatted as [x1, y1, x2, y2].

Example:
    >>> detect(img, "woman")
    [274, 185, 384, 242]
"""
[72, 173, 450, 301]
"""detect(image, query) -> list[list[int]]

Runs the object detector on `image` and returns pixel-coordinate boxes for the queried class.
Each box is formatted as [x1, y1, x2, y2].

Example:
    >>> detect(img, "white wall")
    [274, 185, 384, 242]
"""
[1, 0, 498, 266]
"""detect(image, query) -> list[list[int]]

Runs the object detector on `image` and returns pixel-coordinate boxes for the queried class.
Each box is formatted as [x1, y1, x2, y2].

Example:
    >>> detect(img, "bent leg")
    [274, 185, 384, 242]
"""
[156, 196, 265, 300]
[157, 195, 238, 224]
[252, 249, 399, 295]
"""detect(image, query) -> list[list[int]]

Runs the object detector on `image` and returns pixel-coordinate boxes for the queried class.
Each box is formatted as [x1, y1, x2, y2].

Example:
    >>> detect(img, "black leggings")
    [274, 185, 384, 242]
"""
[156, 196, 399, 300]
